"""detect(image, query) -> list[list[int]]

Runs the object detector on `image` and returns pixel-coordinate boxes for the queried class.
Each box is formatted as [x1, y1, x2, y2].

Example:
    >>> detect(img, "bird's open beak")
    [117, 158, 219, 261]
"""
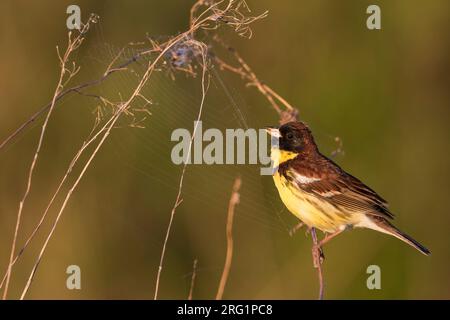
[265, 126, 281, 138]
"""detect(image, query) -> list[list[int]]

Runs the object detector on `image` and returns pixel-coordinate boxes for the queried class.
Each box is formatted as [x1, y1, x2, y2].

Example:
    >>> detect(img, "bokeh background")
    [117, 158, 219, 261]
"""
[0, 0, 449, 299]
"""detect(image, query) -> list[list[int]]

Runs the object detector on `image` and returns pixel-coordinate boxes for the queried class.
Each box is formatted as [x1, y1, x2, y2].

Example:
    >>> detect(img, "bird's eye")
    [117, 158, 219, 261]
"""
[286, 133, 294, 140]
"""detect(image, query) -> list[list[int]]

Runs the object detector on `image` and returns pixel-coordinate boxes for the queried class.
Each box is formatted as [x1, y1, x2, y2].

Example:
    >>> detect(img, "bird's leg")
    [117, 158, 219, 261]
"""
[318, 228, 347, 248]
[288, 221, 305, 237]
[310, 228, 347, 267]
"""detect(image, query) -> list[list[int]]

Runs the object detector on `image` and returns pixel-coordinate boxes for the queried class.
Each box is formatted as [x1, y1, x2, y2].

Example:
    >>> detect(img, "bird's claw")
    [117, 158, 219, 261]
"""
[312, 244, 325, 268]
[289, 222, 305, 237]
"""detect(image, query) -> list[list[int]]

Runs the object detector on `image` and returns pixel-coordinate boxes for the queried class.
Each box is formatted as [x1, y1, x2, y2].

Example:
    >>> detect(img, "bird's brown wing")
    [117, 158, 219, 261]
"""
[291, 157, 394, 220]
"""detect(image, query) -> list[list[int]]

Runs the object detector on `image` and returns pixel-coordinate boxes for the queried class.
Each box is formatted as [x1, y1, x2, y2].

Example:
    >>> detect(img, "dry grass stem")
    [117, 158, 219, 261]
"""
[216, 176, 241, 300]
[19, 31, 202, 299]
[188, 259, 198, 300]
[1, 15, 97, 300]
[153, 0, 265, 300]
[311, 227, 325, 300]
[212, 35, 295, 118]
[153, 40, 209, 300]
[0, 37, 170, 153]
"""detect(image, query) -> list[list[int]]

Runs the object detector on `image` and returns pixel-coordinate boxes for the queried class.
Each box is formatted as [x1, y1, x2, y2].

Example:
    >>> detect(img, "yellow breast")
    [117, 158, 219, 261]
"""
[273, 171, 354, 233]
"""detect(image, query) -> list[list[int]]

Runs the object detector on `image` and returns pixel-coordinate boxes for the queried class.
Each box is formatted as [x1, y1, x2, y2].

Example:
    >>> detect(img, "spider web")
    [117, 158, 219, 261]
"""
[80, 22, 296, 237]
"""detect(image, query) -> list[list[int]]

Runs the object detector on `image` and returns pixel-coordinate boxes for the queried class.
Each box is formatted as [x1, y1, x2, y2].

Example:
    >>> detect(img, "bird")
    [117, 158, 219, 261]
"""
[266, 121, 430, 256]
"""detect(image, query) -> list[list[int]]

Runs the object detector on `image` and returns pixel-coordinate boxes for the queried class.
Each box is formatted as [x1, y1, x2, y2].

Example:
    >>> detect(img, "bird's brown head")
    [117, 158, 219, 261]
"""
[266, 121, 318, 154]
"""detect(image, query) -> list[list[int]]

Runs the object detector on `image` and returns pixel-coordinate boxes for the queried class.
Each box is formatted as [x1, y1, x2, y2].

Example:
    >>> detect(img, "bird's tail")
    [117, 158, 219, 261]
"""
[370, 216, 431, 256]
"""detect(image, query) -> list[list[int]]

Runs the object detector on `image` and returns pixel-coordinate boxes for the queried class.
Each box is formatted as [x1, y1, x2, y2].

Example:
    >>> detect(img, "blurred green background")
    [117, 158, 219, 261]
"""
[0, 0, 449, 299]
